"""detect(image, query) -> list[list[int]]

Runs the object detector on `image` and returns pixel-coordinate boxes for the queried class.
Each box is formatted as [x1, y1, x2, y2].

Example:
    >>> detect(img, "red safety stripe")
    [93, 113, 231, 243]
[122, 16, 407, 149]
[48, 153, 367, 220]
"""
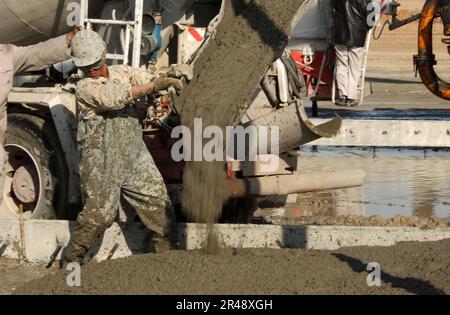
[380, 0, 388, 13]
[188, 27, 204, 42]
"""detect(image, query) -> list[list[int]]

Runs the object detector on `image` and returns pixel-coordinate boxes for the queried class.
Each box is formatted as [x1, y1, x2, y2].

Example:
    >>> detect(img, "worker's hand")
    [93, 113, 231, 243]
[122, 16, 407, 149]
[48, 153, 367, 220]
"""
[167, 64, 193, 82]
[131, 83, 154, 99]
[153, 78, 184, 93]
[66, 26, 82, 48]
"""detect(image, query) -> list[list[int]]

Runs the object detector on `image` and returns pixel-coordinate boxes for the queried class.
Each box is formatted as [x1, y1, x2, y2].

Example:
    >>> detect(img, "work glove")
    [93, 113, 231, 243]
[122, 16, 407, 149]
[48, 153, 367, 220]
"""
[153, 77, 184, 93]
[167, 64, 194, 82]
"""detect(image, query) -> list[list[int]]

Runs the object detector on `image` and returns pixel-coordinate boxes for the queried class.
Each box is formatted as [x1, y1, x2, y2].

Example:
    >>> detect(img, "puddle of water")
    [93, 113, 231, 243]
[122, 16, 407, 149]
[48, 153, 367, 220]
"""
[258, 147, 450, 219]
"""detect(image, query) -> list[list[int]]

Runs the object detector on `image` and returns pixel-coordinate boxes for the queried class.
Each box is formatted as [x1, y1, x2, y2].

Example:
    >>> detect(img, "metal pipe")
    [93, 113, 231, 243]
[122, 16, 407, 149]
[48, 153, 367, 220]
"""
[132, 0, 144, 68]
[86, 18, 136, 26]
[107, 243, 120, 260]
[275, 59, 290, 103]
[46, 245, 63, 269]
[0, 241, 10, 257]
[416, 0, 450, 100]
[228, 169, 366, 198]
[389, 14, 421, 31]
[18, 204, 26, 261]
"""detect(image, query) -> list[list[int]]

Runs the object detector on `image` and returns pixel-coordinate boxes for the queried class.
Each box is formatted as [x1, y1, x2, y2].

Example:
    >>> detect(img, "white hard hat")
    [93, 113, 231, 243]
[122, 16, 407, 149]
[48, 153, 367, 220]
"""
[71, 29, 107, 68]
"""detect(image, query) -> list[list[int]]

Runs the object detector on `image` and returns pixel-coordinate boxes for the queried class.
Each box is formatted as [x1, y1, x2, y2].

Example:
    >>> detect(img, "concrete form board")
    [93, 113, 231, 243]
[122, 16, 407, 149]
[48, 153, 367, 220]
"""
[1, 220, 450, 263]
[310, 119, 450, 147]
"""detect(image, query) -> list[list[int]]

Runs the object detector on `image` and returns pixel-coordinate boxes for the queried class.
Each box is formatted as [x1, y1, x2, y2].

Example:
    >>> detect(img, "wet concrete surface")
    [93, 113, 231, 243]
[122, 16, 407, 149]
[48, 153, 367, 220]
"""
[13, 239, 450, 295]
[0, 259, 55, 295]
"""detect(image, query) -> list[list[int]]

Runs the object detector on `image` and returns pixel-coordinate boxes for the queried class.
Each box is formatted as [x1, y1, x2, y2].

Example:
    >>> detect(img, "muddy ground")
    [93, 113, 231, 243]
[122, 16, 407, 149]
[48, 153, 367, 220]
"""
[10, 239, 449, 295]
[0, 259, 57, 295]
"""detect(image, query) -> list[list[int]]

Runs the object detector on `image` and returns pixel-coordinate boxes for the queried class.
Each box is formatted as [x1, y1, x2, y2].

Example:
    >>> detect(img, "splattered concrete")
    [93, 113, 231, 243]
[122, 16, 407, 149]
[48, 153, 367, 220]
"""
[265, 215, 450, 229]
[15, 239, 450, 295]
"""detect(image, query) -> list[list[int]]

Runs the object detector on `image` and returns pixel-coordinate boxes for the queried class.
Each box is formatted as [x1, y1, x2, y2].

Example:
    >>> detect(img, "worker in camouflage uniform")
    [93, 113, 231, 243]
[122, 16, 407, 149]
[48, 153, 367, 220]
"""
[64, 30, 184, 263]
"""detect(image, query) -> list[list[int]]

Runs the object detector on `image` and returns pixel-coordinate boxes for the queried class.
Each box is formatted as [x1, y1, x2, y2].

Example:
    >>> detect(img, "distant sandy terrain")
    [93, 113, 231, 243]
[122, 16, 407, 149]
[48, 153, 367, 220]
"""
[368, 0, 449, 78]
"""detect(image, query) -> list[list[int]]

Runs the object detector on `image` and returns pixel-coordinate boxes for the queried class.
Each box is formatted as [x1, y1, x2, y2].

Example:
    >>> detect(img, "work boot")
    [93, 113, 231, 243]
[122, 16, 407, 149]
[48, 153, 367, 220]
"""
[149, 225, 178, 253]
[346, 99, 360, 107]
[152, 237, 172, 253]
[335, 97, 348, 107]
[60, 242, 88, 268]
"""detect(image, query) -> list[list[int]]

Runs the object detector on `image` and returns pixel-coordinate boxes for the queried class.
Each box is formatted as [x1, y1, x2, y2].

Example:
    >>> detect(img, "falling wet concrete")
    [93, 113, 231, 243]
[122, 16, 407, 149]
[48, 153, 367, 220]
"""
[14, 238, 450, 295]
[178, 0, 309, 224]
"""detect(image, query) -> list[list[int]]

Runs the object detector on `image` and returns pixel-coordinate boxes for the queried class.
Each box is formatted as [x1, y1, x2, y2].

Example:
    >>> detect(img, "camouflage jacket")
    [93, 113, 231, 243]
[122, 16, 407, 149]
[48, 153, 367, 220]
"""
[76, 65, 156, 119]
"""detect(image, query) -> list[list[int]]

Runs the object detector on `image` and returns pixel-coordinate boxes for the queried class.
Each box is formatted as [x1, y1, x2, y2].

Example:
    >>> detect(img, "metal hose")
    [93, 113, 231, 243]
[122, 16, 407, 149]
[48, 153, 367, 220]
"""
[416, 0, 450, 100]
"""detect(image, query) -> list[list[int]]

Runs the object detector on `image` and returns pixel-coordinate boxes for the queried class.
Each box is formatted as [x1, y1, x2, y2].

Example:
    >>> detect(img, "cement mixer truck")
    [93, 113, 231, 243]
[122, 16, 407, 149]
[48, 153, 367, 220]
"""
[0, 0, 447, 222]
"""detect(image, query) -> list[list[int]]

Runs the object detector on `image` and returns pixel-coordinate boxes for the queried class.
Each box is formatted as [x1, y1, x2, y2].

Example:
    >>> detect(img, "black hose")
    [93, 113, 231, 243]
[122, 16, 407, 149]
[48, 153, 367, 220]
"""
[281, 54, 305, 97]
[286, 68, 301, 99]
[260, 75, 280, 107]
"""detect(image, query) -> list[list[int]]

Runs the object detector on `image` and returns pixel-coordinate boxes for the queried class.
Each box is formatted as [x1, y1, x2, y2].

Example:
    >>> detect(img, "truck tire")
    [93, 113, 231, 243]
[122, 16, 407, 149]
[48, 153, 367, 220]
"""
[2, 114, 71, 220]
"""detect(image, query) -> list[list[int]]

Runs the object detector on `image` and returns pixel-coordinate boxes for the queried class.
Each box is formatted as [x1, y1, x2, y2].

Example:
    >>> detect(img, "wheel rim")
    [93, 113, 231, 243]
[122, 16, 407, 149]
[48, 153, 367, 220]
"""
[2, 144, 42, 219]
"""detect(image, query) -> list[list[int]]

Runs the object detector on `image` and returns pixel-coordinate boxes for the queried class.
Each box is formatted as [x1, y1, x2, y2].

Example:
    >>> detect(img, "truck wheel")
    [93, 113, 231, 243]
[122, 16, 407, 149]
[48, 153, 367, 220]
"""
[2, 114, 70, 220]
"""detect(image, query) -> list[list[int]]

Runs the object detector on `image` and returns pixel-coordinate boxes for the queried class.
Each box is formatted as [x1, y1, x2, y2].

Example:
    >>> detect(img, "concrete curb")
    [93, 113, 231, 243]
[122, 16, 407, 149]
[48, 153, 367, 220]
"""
[1, 220, 449, 263]
[0, 220, 150, 263]
[179, 224, 450, 250]
[310, 119, 450, 148]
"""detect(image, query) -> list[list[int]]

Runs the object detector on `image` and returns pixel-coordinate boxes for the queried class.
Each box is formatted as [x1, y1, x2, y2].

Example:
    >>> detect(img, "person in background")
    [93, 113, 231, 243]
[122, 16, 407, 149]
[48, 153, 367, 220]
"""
[332, 0, 374, 107]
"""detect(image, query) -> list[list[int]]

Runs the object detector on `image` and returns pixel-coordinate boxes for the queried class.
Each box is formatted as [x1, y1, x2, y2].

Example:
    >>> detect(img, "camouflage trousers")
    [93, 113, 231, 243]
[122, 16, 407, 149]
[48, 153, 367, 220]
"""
[65, 108, 176, 263]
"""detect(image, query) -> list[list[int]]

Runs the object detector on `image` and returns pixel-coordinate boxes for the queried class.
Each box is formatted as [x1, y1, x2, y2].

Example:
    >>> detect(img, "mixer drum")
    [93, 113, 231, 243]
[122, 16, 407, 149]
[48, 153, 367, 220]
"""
[0, 0, 104, 45]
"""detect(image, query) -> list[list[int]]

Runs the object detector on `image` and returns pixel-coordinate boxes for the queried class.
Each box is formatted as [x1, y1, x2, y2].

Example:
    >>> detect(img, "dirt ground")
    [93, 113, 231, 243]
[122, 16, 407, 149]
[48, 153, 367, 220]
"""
[11, 239, 449, 295]
[369, 0, 449, 75]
